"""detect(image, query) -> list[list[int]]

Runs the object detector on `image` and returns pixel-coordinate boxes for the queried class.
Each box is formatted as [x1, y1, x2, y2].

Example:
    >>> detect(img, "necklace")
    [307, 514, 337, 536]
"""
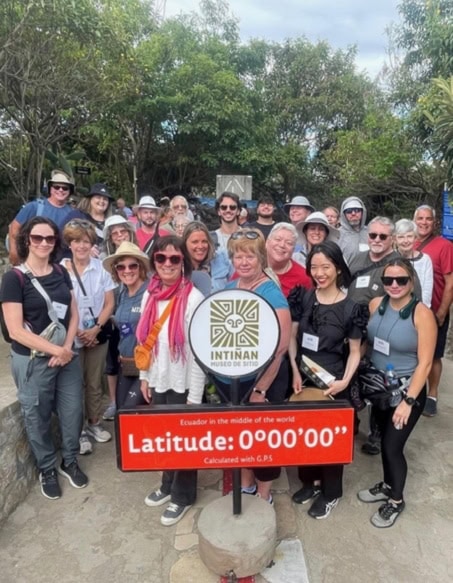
[24, 262, 51, 277]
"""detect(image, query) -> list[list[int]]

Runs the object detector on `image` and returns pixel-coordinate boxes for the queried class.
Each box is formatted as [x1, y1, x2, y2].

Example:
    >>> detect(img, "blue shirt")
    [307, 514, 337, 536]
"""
[15, 199, 72, 230]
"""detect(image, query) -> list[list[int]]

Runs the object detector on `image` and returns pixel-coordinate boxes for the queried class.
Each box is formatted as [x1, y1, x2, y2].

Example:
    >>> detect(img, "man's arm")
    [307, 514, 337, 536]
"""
[8, 219, 21, 265]
[436, 272, 453, 326]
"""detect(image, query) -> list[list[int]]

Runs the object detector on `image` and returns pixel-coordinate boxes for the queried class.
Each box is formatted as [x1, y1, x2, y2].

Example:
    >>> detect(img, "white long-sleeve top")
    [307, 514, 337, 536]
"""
[411, 252, 433, 308]
[138, 287, 206, 404]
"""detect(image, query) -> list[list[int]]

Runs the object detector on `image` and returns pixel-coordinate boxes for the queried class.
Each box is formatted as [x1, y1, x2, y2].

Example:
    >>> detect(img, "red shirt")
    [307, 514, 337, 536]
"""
[277, 260, 312, 297]
[415, 235, 453, 312]
[136, 227, 172, 251]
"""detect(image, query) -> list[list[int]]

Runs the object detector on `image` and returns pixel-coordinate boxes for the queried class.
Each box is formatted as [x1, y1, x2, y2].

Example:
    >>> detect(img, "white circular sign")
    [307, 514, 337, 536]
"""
[189, 288, 280, 378]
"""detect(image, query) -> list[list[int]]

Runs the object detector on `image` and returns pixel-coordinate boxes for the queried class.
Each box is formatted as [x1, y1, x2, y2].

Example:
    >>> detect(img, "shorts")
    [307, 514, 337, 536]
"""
[434, 312, 450, 359]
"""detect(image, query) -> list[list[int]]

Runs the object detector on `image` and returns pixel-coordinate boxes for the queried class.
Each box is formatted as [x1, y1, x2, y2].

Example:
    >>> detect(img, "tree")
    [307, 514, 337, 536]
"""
[424, 77, 453, 182]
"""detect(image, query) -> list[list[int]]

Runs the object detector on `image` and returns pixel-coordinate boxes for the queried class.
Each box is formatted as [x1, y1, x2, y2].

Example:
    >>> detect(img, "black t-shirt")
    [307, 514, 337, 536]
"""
[248, 221, 275, 240]
[0, 265, 73, 355]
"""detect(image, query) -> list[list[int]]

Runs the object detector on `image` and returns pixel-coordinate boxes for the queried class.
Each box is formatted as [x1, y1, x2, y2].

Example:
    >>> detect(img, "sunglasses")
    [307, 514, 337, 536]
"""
[115, 262, 140, 272]
[52, 185, 70, 192]
[154, 253, 183, 265]
[381, 276, 410, 286]
[344, 208, 362, 214]
[369, 233, 389, 241]
[29, 234, 57, 245]
[220, 204, 238, 211]
[67, 219, 92, 229]
[230, 231, 260, 240]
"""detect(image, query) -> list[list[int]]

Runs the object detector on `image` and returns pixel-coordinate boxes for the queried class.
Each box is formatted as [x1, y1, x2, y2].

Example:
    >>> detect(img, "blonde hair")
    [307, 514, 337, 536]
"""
[227, 228, 267, 269]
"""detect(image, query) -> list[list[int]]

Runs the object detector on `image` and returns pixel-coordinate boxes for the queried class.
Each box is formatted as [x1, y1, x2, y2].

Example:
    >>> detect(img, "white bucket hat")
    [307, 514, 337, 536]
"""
[283, 196, 315, 214]
[102, 215, 133, 239]
[296, 211, 340, 242]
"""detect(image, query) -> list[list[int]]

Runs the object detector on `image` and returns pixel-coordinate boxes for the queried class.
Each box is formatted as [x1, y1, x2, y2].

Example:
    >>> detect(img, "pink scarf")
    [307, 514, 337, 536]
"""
[136, 274, 193, 362]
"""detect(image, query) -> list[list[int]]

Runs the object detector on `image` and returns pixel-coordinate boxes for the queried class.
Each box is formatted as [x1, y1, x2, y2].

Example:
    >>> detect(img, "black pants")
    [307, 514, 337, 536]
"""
[116, 369, 146, 409]
[374, 387, 426, 500]
[152, 389, 197, 506]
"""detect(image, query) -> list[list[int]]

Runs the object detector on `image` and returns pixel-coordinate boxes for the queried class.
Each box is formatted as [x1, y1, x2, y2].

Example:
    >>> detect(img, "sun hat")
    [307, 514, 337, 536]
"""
[102, 215, 133, 239]
[296, 211, 340, 241]
[102, 241, 150, 274]
[86, 183, 114, 200]
[138, 195, 159, 210]
[47, 170, 75, 194]
[283, 196, 315, 214]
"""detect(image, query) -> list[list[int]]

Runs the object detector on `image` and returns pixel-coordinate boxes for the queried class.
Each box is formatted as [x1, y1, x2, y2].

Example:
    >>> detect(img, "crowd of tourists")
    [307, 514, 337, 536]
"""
[1, 168, 451, 531]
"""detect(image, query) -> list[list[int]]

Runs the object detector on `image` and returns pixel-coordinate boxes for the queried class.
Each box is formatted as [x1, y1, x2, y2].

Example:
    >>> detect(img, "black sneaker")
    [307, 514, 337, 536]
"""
[58, 461, 88, 489]
[39, 468, 61, 500]
[361, 441, 381, 455]
[357, 481, 391, 503]
[160, 503, 192, 526]
[308, 494, 339, 519]
[371, 500, 405, 528]
[292, 484, 321, 505]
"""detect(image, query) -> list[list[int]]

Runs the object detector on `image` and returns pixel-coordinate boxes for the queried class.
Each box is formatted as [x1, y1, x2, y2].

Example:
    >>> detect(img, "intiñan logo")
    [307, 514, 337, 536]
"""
[210, 299, 259, 348]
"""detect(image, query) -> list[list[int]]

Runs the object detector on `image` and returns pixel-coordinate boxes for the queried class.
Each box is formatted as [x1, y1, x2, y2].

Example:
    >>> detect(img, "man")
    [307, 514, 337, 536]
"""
[283, 195, 314, 256]
[170, 195, 194, 221]
[211, 191, 242, 251]
[248, 196, 276, 240]
[338, 196, 369, 264]
[414, 205, 453, 417]
[266, 223, 311, 297]
[116, 197, 132, 218]
[135, 195, 172, 252]
[8, 170, 74, 265]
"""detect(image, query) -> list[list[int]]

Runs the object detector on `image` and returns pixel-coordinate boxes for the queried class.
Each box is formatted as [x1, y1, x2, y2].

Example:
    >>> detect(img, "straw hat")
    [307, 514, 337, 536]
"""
[296, 211, 340, 242]
[102, 241, 150, 274]
[47, 170, 75, 194]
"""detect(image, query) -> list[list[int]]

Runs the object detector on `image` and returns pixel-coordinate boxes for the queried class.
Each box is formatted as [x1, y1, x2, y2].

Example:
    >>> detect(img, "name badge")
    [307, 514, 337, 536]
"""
[356, 275, 370, 288]
[80, 296, 93, 309]
[373, 337, 390, 355]
[52, 302, 68, 319]
[302, 333, 319, 352]
[359, 244, 369, 252]
[119, 322, 133, 337]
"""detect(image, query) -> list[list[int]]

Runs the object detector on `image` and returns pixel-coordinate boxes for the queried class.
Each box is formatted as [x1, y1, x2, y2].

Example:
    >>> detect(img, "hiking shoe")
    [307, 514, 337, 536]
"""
[144, 488, 171, 507]
[371, 500, 405, 528]
[292, 484, 321, 505]
[358, 482, 391, 503]
[79, 431, 93, 455]
[423, 397, 437, 417]
[58, 461, 88, 489]
[361, 441, 381, 455]
[39, 468, 61, 500]
[308, 495, 339, 519]
[160, 503, 192, 526]
[102, 402, 117, 421]
[86, 422, 112, 443]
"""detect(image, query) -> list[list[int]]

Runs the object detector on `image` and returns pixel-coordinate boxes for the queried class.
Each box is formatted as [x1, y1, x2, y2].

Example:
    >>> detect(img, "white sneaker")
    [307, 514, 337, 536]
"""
[85, 422, 112, 443]
[79, 431, 93, 455]
[102, 402, 116, 421]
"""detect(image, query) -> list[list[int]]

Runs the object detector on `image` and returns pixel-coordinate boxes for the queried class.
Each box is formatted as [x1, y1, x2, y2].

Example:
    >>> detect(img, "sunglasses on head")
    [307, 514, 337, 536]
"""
[344, 208, 362, 214]
[52, 184, 70, 192]
[154, 253, 183, 265]
[230, 231, 260, 240]
[67, 219, 92, 229]
[369, 232, 389, 241]
[29, 234, 57, 245]
[115, 262, 140, 273]
[220, 204, 238, 211]
[381, 276, 410, 286]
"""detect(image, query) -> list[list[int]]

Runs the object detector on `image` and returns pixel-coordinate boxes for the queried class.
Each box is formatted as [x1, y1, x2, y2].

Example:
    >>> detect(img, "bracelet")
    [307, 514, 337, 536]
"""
[253, 388, 266, 395]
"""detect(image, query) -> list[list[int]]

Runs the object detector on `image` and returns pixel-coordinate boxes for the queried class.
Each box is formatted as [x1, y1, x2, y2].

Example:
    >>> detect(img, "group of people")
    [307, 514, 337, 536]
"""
[1, 168, 451, 531]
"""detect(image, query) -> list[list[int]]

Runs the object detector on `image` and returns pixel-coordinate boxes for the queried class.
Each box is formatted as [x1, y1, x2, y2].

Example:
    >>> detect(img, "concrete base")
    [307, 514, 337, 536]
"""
[198, 494, 277, 578]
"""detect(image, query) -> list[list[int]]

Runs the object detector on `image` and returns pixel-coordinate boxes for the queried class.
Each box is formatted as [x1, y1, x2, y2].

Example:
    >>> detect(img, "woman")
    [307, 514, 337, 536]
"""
[103, 242, 150, 409]
[173, 215, 190, 238]
[322, 206, 340, 228]
[138, 235, 205, 526]
[266, 222, 312, 297]
[216, 228, 291, 504]
[294, 211, 339, 268]
[0, 217, 88, 499]
[101, 214, 138, 421]
[357, 258, 436, 528]
[63, 183, 114, 256]
[288, 241, 367, 519]
[182, 221, 233, 293]
[61, 220, 116, 454]
[394, 219, 433, 307]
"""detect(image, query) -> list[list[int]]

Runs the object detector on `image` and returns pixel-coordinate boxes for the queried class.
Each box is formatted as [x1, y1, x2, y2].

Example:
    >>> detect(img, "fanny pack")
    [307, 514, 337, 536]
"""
[358, 364, 410, 410]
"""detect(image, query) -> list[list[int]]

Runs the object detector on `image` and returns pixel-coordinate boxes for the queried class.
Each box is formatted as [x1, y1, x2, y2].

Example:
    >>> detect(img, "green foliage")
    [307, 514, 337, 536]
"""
[424, 77, 453, 181]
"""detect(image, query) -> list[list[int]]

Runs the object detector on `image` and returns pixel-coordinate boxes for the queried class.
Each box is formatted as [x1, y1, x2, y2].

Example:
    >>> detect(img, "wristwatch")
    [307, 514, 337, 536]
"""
[253, 388, 266, 395]
[403, 395, 416, 406]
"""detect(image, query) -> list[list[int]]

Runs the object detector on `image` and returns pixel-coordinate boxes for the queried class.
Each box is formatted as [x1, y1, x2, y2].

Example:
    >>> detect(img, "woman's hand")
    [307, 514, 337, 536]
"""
[324, 379, 348, 397]
[78, 326, 99, 347]
[141, 380, 152, 404]
[392, 401, 411, 429]
[249, 389, 267, 403]
[292, 369, 303, 394]
[48, 346, 74, 368]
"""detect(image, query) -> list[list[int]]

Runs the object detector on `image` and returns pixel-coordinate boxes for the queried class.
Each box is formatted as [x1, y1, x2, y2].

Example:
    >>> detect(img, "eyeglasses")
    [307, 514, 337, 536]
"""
[154, 253, 183, 265]
[173, 204, 187, 210]
[369, 233, 389, 241]
[381, 276, 410, 286]
[344, 208, 362, 214]
[29, 234, 57, 245]
[111, 228, 128, 237]
[115, 262, 140, 272]
[67, 219, 92, 229]
[219, 204, 238, 211]
[52, 185, 70, 192]
[230, 231, 260, 240]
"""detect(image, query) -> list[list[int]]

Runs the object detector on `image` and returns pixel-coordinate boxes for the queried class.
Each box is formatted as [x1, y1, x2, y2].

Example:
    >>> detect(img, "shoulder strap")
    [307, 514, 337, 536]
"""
[71, 260, 97, 321]
[209, 230, 219, 248]
[142, 297, 175, 351]
[18, 264, 59, 323]
[36, 198, 46, 217]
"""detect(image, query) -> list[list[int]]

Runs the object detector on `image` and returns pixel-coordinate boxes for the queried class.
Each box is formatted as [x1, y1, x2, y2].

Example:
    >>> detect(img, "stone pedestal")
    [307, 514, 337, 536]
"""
[198, 494, 277, 578]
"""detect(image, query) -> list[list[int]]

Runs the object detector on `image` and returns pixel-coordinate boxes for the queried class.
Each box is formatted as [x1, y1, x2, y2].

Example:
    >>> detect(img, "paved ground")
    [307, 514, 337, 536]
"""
[0, 346, 452, 583]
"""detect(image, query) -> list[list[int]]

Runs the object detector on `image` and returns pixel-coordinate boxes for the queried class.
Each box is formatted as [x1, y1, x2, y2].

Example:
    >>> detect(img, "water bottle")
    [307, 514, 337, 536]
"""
[385, 364, 401, 407]
[206, 384, 221, 404]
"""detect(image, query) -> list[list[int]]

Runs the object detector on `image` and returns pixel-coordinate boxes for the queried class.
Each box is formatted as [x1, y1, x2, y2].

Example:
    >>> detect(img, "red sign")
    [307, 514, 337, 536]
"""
[117, 404, 354, 471]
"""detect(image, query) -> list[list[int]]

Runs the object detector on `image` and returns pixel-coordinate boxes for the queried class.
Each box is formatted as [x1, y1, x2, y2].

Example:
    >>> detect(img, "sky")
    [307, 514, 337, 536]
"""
[162, 0, 402, 78]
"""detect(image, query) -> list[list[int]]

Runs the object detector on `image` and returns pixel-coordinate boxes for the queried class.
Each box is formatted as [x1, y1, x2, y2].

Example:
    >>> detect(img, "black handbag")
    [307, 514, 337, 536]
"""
[358, 363, 409, 410]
